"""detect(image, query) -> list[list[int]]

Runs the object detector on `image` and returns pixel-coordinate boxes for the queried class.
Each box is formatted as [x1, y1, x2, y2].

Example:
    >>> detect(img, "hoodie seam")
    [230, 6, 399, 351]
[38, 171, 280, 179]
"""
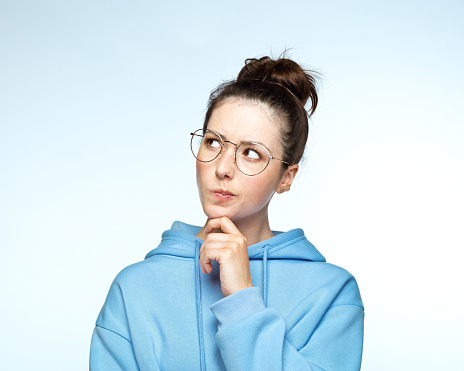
[296, 304, 364, 353]
[146, 254, 195, 261]
[329, 303, 364, 310]
[95, 324, 133, 344]
[162, 236, 203, 246]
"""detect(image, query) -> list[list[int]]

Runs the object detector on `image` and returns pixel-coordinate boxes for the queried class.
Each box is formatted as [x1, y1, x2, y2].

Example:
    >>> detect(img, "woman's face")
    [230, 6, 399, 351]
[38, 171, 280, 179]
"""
[196, 99, 297, 227]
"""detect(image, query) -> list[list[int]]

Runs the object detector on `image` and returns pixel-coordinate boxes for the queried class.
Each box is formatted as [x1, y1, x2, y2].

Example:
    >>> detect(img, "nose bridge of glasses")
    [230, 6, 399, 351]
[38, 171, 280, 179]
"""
[220, 140, 238, 160]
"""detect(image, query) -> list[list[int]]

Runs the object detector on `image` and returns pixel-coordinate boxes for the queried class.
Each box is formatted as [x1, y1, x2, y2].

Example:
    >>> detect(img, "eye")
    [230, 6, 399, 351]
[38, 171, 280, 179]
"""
[204, 134, 222, 149]
[245, 149, 260, 159]
[207, 139, 221, 148]
[241, 146, 263, 161]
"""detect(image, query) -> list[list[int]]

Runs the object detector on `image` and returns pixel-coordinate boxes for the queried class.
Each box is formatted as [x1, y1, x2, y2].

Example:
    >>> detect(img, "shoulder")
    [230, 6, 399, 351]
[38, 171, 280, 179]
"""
[278, 258, 362, 308]
[109, 246, 195, 293]
[313, 261, 363, 308]
[313, 260, 356, 280]
[112, 255, 166, 288]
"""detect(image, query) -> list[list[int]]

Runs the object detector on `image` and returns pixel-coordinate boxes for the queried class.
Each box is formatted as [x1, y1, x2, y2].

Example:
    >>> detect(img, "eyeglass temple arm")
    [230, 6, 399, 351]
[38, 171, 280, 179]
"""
[270, 155, 291, 165]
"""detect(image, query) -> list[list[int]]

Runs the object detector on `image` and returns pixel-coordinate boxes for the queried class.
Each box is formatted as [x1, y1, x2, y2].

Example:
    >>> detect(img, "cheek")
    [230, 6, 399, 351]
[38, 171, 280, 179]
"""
[196, 163, 200, 185]
[196, 161, 208, 182]
[196, 162, 214, 204]
[196, 162, 206, 193]
[245, 177, 278, 206]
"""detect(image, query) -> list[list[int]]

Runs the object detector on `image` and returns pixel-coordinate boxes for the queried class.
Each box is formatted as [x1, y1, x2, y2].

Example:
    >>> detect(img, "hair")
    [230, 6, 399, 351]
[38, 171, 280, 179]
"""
[202, 55, 319, 167]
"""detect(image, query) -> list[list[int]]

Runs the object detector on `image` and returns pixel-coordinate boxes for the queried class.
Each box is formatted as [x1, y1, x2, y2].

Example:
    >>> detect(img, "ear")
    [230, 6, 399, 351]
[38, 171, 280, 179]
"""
[276, 164, 299, 193]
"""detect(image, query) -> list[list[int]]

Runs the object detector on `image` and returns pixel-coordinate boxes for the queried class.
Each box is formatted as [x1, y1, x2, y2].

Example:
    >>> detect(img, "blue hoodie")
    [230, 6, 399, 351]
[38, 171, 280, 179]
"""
[90, 221, 364, 370]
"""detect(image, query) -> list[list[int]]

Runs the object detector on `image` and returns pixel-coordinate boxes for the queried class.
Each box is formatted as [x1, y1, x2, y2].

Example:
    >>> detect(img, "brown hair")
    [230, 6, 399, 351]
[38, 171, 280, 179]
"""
[202, 56, 319, 167]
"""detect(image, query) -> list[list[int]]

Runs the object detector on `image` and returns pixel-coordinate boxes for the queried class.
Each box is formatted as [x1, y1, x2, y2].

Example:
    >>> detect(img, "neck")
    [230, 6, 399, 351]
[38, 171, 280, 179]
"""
[234, 212, 274, 246]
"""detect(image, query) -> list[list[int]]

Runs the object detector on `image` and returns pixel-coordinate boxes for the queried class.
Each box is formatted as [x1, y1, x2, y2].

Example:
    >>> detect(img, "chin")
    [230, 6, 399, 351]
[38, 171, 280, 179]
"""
[203, 206, 232, 220]
[203, 206, 260, 226]
[202, 202, 243, 220]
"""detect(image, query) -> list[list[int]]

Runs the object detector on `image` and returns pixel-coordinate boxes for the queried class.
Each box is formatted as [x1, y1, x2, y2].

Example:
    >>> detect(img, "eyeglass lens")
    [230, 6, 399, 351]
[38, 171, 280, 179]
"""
[191, 129, 270, 176]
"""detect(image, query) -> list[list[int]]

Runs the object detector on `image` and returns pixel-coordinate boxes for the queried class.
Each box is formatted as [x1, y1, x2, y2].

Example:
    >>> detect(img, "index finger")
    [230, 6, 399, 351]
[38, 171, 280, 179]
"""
[204, 216, 241, 235]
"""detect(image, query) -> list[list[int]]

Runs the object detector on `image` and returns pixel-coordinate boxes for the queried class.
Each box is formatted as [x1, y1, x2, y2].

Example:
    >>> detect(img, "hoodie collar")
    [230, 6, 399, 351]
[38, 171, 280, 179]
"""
[145, 220, 325, 262]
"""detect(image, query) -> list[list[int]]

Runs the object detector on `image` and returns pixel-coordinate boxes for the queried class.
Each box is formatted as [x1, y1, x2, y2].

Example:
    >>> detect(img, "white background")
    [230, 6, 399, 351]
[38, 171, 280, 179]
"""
[1, 0, 463, 369]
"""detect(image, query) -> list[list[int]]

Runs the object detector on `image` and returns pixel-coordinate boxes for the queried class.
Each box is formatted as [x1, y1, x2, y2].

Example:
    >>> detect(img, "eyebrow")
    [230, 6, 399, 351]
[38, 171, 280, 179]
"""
[211, 129, 271, 149]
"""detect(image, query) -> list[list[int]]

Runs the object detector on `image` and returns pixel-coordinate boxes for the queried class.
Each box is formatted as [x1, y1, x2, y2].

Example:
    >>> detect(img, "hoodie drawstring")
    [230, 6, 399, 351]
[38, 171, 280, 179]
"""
[194, 241, 206, 371]
[262, 244, 270, 307]
[194, 241, 270, 369]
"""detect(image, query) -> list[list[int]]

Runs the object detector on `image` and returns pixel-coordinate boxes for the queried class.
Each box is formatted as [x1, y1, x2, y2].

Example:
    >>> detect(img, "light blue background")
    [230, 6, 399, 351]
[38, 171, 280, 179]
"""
[1, 1, 463, 369]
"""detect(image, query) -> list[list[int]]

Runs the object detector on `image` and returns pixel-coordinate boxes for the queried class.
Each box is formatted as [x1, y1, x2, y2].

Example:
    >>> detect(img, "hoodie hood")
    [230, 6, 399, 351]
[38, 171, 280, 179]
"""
[145, 221, 326, 263]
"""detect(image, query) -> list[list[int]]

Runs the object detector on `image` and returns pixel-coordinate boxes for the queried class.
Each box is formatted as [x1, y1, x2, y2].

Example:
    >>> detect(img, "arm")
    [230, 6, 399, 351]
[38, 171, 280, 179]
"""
[90, 325, 139, 371]
[89, 281, 143, 371]
[200, 217, 364, 370]
[211, 287, 364, 371]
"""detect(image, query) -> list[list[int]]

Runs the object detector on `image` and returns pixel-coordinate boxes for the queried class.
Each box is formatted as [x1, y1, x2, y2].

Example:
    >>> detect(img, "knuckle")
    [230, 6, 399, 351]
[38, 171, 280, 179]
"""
[223, 248, 234, 258]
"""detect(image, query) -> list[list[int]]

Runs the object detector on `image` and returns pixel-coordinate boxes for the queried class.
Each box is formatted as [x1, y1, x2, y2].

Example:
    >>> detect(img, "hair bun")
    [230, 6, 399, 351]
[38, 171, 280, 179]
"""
[237, 56, 318, 112]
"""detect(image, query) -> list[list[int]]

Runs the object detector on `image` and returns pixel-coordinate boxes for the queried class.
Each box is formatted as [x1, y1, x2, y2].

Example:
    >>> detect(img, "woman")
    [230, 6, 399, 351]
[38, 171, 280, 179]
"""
[90, 56, 364, 370]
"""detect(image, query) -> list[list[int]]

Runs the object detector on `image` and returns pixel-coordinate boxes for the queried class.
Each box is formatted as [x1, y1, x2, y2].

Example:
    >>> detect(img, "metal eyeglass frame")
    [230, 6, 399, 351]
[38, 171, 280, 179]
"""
[190, 128, 290, 176]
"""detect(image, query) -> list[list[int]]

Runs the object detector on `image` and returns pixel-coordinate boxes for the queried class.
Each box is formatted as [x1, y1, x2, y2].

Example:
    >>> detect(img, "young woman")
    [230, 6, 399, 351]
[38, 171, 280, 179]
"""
[90, 56, 364, 370]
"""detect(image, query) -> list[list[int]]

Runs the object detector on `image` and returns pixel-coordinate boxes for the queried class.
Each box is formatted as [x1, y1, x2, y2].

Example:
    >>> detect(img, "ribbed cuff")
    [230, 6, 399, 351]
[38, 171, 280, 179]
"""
[210, 287, 266, 329]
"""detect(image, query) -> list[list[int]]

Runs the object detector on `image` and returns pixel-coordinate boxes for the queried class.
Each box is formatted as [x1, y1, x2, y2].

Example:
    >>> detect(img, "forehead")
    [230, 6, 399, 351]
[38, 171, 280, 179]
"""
[207, 100, 282, 150]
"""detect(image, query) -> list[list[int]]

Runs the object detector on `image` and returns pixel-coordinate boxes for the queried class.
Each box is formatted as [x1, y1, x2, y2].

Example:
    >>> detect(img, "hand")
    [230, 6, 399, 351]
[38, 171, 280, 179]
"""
[199, 217, 253, 297]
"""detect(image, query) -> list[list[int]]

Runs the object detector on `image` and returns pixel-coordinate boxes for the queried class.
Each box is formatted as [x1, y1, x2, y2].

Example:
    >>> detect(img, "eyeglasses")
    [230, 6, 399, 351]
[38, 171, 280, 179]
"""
[190, 128, 290, 176]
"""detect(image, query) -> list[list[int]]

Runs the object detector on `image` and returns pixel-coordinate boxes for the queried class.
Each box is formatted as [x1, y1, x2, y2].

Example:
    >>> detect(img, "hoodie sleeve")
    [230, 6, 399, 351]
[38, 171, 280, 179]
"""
[90, 326, 139, 370]
[89, 280, 145, 371]
[210, 286, 364, 371]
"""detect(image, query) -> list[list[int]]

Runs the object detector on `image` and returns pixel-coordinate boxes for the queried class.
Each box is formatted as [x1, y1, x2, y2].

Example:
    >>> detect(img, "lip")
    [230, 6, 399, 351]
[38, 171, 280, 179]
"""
[211, 188, 236, 201]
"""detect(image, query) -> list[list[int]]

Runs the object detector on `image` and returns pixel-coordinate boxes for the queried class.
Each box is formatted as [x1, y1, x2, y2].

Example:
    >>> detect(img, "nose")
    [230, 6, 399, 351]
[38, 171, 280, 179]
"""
[215, 141, 236, 179]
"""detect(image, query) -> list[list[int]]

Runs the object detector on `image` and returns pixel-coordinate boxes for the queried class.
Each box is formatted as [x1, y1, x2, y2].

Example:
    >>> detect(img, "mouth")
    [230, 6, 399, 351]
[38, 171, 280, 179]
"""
[211, 189, 236, 201]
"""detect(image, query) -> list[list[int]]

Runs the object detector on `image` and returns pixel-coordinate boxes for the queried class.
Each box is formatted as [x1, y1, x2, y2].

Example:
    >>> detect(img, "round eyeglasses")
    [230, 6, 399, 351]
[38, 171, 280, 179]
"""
[190, 128, 290, 176]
